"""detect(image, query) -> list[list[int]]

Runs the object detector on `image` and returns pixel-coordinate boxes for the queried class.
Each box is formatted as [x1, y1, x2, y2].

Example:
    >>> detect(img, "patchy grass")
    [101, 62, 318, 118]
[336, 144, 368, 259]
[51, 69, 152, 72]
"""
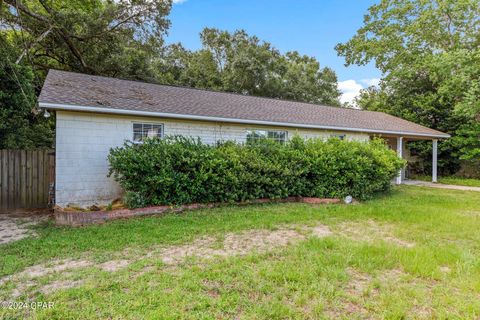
[1, 186, 480, 319]
[414, 175, 480, 187]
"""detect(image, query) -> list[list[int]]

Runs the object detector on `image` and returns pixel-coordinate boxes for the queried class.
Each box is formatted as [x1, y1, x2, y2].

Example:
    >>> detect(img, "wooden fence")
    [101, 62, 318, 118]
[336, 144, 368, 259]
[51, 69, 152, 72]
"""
[0, 149, 55, 212]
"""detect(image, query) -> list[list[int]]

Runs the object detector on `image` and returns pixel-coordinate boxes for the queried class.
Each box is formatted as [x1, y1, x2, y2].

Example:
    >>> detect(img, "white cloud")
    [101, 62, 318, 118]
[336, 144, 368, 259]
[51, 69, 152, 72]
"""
[338, 80, 363, 105]
[173, 0, 187, 3]
[338, 80, 363, 93]
[338, 78, 380, 106]
[360, 78, 380, 87]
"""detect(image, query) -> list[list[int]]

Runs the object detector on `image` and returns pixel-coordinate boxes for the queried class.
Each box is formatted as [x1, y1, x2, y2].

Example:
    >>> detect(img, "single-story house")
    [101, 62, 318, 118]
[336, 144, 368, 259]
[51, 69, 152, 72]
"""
[38, 70, 450, 208]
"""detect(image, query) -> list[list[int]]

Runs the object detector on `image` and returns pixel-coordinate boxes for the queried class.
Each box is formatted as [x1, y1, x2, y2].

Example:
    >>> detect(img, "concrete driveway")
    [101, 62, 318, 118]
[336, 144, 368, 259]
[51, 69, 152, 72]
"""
[403, 180, 480, 192]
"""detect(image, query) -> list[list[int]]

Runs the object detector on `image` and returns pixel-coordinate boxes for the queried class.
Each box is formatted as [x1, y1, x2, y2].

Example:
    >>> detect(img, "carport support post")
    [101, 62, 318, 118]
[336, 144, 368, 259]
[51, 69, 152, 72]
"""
[396, 136, 403, 185]
[432, 139, 438, 183]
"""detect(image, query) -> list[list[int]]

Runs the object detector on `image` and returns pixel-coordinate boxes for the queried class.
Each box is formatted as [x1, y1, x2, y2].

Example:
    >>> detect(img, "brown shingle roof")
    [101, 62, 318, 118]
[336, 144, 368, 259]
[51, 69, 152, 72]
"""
[38, 70, 449, 138]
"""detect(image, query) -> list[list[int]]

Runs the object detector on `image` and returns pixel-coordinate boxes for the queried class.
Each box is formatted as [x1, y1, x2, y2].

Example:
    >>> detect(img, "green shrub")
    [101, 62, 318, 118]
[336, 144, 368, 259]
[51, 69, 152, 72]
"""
[108, 136, 405, 208]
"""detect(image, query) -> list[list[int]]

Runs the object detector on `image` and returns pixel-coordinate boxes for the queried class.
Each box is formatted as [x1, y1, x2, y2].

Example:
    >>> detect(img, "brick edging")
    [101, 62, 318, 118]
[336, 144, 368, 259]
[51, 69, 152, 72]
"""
[54, 197, 342, 226]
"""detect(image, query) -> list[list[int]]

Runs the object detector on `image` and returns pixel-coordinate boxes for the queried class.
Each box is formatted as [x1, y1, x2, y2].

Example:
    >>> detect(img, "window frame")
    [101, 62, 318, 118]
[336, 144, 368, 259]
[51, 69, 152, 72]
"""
[132, 122, 164, 143]
[246, 129, 288, 144]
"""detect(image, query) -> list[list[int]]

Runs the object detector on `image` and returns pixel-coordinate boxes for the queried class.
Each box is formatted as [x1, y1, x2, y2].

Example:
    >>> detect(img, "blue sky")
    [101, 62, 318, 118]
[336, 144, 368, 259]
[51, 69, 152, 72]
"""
[165, 0, 382, 104]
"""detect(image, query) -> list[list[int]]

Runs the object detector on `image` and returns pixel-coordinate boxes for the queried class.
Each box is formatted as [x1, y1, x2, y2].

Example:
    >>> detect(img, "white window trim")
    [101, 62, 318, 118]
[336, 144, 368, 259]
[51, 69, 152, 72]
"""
[246, 129, 289, 143]
[132, 122, 164, 143]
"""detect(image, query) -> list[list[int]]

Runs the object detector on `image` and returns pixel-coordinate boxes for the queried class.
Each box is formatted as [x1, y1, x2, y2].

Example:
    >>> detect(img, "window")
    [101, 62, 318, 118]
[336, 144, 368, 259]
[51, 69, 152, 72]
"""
[133, 123, 163, 142]
[330, 133, 346, 140]
[246, 130, 288, 144]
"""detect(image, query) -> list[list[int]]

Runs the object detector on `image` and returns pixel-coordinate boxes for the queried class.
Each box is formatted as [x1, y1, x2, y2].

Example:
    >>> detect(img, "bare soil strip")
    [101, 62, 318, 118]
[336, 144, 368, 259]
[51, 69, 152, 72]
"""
[336, 219, 416, 248]
[0, 224, 332, 298]
[0, 221, 416, 300]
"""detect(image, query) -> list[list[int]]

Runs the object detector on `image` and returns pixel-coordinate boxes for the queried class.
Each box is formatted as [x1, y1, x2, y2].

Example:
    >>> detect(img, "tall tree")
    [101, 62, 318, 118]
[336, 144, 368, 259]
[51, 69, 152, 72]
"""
[0, 4, 342, 149]
[336, 0, 480, 175]
[158, 28, 341, 105]
[0, 35, 53, 149]
[0, 0, 172, 149]
[1, 0, 172, 79]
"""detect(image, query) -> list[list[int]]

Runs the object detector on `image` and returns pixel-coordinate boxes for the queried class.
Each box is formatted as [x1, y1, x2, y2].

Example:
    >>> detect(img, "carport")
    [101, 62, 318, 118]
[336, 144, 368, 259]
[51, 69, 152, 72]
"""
[380, 135, 448, 184]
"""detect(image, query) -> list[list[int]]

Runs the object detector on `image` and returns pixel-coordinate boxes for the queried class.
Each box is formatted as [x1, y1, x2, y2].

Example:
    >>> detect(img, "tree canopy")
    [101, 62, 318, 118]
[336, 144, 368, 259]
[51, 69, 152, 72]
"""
[336, 0, 480, 175]
[156, 28, 340, 105]
[1, 0, 172, 79]
[0, 36, 53, 149]
[0, 1, 342, 150]
[0, 0, 174, 148]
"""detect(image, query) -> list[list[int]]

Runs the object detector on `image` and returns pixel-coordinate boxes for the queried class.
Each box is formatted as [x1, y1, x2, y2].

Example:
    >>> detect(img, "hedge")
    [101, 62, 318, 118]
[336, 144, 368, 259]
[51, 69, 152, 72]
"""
[108, 136, 405, 208]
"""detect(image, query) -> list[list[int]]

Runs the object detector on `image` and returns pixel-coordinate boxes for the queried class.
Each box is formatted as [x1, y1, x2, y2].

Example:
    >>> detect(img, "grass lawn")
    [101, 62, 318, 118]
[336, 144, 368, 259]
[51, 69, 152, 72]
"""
[1, 185, 480, 319]
[414, 175, 480, 187]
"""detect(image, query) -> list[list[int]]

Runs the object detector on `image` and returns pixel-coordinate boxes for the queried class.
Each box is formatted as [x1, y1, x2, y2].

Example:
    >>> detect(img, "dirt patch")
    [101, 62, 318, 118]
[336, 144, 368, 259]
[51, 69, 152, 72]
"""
[310, 224, 333, 238]
[202, 280, 222, 299]
[153, 236, 216, 265]
[0, 259, 92, 287]
[9, 277, 85, 298]
[378, 269, 437, 319]
[458, 210, 480, 217]
[334, 267, 445, 319]
[41, 280, 84, 294]
[0, 224, 332, 298]
[325, 268, 408, 318]
[324, 301, 370, 319]
[144, 224, 332, 266]
[0, 258, 92, 298]
[221, 228, 306, 256]
[131, 266, 156, 279]
[346, 268, 374, 297]
[10, 281, 36, 298]
[23, 259, 93, 278]
[327, 269, 374, 318]
[152, 227, 318, 265]
[379, 268, 407, 282]
[99, 259, 131, 272]
[440, 266, 451, 273]
[409, 305, 434, 319]
[0, 214, 49, 245]
[383, 236, 415, 248]
[337, 220, 415, 248]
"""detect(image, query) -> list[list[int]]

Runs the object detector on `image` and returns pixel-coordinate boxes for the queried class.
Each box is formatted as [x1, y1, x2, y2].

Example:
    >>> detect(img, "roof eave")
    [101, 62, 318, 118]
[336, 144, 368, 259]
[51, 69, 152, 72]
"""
[39, 102, 451, 139]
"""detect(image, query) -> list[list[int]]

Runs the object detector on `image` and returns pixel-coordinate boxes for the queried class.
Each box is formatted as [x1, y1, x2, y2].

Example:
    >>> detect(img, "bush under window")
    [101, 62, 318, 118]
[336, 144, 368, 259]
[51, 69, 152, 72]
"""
[108, 136, 405, 208]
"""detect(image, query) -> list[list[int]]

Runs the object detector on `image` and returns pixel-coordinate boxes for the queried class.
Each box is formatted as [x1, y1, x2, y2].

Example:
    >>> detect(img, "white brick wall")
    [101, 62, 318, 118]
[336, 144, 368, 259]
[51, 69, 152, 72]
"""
[55, 111, 370, 207]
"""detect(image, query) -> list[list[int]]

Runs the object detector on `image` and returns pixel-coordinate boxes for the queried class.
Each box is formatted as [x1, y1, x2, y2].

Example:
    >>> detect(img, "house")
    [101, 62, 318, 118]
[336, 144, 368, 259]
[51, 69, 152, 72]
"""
[38, 70, 450, 208]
